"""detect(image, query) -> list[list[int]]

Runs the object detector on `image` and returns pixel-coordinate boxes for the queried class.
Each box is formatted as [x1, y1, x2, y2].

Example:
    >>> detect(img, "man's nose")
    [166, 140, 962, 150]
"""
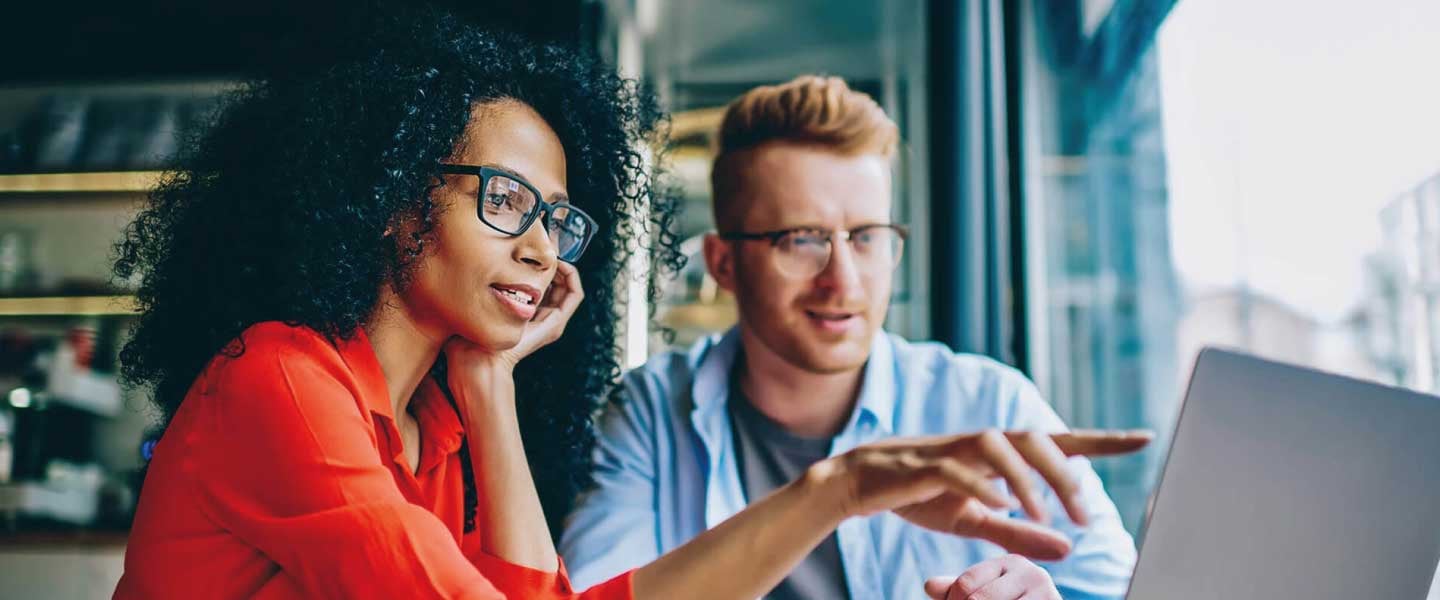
[812, 238, 864, 294]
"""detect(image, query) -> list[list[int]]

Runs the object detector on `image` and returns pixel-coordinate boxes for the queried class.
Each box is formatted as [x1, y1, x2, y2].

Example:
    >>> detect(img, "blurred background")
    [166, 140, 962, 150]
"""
[1, 0, 1438, 597]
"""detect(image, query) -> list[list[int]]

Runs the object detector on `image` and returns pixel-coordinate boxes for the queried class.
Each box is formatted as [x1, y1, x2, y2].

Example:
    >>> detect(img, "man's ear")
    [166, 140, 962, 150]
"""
[702, 233, 738, 293]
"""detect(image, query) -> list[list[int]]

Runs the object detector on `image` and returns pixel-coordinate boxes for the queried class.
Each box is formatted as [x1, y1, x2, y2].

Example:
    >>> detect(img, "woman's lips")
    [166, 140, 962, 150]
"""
[491, 283, 539, 320]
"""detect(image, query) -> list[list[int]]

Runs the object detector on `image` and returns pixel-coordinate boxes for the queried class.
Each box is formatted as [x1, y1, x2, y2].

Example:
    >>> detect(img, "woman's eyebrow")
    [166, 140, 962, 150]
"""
[486, 161, 570, 202]
[487, 162, 568, 203]
[486, 163, 526, 180]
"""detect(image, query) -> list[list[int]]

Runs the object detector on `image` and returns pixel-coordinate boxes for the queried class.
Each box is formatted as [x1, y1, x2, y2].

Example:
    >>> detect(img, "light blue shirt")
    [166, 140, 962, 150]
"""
[560, 328, 1136, 599]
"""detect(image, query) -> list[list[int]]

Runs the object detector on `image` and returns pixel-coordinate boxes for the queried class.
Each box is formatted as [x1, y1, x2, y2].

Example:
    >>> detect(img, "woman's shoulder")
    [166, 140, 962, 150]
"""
[179, 321, 376, 440]
[235, 321, 338, 354]
[197, 321, 354, 397]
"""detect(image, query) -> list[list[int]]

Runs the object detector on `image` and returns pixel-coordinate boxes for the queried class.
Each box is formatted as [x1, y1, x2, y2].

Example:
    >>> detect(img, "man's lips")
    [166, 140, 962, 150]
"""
[803, 308, 863, 333]
[804, 308, 862, 320]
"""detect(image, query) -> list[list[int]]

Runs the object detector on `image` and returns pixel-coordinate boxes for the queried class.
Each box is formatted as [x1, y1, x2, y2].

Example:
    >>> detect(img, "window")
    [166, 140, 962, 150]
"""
[1019, 0, 1440, 555]
[591, 0, 931, 357]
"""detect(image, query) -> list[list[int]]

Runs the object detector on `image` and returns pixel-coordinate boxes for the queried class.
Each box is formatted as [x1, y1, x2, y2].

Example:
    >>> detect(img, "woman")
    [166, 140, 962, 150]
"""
[114, 10, 1145, 600]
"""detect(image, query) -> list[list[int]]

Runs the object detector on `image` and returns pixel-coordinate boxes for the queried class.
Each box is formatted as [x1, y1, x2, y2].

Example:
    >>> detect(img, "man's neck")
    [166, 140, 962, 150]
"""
[734, 326, 867, 439]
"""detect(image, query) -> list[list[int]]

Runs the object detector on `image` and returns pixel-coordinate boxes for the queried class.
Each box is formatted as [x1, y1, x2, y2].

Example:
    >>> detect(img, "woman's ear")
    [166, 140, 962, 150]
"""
[384, 209, 426, 259]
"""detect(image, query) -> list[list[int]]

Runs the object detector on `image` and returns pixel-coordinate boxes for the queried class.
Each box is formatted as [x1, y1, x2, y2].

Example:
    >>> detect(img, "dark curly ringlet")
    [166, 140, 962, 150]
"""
[113, 8, 682, 537]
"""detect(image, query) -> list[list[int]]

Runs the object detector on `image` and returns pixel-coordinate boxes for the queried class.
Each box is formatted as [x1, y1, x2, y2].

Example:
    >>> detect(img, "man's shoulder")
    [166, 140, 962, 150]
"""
[885, 333, 1036, 390]
[617, 334, 723, 411]
[884, 334, 1051, 431]
[624, 337, 707, 387]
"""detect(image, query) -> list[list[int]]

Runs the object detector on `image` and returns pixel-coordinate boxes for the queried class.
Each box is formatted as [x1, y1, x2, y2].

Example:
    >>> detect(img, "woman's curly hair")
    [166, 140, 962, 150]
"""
[113, 8, 681, 536]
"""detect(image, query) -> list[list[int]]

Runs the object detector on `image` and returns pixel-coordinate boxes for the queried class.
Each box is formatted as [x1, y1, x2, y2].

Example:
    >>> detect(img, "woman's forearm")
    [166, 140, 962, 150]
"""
[452, 368, 560, 572]
[632, 458, 851, 600]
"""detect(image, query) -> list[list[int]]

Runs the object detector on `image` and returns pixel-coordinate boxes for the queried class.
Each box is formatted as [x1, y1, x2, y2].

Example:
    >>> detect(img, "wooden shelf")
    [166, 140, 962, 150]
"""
[660, 300, 737, 331]
[0, 530, 128, 549]
[669, 107, 725, 139]
[0, 296, 138, 316]
[0, 171, 162, 194]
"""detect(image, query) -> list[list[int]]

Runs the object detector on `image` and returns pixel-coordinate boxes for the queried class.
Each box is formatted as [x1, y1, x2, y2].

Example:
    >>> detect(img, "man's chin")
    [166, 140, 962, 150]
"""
[791, 344, 872, 374]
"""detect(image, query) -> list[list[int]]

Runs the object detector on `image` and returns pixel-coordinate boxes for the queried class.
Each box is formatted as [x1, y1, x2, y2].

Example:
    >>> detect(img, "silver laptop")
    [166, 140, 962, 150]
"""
[1126, 348, 1440, 600]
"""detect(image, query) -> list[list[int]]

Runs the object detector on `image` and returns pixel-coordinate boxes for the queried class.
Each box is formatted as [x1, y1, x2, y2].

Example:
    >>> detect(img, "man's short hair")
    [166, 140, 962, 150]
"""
[710, 75, 898, 231]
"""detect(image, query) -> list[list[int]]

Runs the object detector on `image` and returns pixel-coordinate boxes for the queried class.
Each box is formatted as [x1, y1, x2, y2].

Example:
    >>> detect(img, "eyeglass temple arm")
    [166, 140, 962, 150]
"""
[436, 164, 483, 175]
[717, 231, 787, 244]
[720, 225, 908, 244]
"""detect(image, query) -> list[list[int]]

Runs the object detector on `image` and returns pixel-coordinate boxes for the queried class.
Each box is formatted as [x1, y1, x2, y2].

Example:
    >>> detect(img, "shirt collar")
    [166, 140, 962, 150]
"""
[335, 327, 465, 472]
[853, 332, 896, 434]
[335, 327, 394, 419]
[691, 326, 897, 435]
[690, 327, 743, 417]
[411, 378, 467, 472]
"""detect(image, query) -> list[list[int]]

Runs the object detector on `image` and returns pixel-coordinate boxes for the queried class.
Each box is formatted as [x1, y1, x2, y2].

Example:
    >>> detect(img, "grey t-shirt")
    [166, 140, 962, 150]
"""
[728, 380, 851, 600]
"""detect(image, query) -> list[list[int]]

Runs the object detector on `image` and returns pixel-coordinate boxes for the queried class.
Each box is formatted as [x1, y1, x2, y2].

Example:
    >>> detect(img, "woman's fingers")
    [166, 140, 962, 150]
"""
[535, 262, 583, 317]
[970, 431, 1048, 524]
[1007, 432, 1087, 525]
[958, 510, 1072, 562]
[931, 460, 1014, 510]
[851, 429, 1152, 534]
[943, 429, 1150, 525]
[527, 263, 585, 345]
[1050, 430, 1153, 457]
[555, 261, 584, 314]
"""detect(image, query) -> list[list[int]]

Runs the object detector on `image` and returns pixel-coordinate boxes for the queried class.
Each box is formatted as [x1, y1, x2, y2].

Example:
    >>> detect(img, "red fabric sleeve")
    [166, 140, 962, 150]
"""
[187, 337, 503, 600]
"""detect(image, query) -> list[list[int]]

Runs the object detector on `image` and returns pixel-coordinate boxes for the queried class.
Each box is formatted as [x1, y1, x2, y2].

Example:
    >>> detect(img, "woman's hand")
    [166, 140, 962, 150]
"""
[444, 261, 584, 376]
[812, 429, 1150, 560]
[507, 260, 585, 363]
[631, 429, 1148, 600]
[437, 266, 584, 573]
[442, 261, 584, 421]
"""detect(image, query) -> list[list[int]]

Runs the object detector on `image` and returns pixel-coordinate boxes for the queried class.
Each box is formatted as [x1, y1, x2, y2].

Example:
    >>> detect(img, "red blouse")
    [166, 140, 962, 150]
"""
[114, 322, 633, 599]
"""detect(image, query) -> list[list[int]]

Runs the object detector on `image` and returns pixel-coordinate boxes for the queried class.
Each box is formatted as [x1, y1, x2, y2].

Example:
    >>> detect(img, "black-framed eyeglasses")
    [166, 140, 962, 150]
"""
[720, 224, 909, 279]
[438, 163, 598, 263]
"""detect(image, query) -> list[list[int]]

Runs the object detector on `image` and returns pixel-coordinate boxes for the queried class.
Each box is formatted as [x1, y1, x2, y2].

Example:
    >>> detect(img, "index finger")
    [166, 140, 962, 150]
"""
[950, 555, 1007, 597]
[1050, 430, 1153, 457]
[921, 577, 955, 600]
[548, 262, 585, 311]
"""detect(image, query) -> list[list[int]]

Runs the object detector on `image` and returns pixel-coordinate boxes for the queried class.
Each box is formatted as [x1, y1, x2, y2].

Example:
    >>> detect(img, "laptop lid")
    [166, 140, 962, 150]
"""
[1126, 348, 1440, 599]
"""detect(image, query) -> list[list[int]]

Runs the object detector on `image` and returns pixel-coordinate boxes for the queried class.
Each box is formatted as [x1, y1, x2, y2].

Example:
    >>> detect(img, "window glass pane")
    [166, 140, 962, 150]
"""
[597, 0, 931, 350]
[1022, 1, 1440, 569]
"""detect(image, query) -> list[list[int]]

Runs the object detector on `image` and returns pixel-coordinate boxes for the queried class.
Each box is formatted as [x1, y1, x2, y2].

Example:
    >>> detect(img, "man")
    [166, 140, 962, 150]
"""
[560, 76, 1136, 599]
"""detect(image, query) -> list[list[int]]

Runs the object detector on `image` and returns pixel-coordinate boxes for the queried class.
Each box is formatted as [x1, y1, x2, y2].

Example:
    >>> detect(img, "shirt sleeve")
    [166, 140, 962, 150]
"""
[1003, 374, 1138, 600]
[188, 337, 632, 600]
[558, 370, 665, 591]
[465, 546, 633, 599]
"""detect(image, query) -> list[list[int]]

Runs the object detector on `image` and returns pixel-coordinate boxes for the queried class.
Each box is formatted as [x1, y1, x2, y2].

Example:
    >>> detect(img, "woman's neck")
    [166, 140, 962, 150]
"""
[364, 288, 446, 418]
